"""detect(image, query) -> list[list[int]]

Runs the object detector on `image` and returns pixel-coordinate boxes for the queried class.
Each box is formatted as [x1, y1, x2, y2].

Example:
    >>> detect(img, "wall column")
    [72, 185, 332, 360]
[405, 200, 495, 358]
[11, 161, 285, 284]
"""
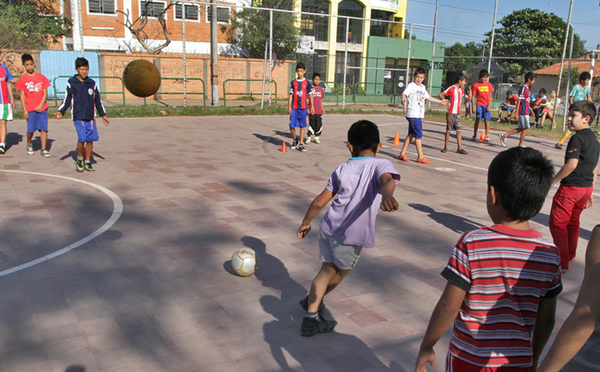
[326, 0, 339, 84]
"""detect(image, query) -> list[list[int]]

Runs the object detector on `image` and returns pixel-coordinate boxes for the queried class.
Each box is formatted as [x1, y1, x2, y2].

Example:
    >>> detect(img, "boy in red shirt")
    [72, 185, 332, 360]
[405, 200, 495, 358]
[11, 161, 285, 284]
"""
[497, 90, 518, 123]
[438, 73, 467, 154]
[306, 73, 325, 144]
[16, 54, 51, 157]
[471, 69, 494, 142]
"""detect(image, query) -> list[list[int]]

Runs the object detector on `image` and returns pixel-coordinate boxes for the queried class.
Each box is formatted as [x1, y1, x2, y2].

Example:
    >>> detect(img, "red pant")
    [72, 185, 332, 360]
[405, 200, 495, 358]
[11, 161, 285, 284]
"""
[549, 184, 593, 270]
[445, 353, 532, 372]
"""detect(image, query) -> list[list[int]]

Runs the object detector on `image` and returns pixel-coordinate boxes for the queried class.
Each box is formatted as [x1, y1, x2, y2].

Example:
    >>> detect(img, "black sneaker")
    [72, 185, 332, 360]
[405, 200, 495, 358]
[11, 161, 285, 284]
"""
[76, 159, 84, 173]
[555, 143, 563, 150]
[291, 139, 299, 149]
[300, 315, 337, 337]
[440, 148, 448, 153]
[297, 144, 307, 152]
[84, 163, 95, 172]
[0, 145, 5, 154]
[299, 295, 326, 318]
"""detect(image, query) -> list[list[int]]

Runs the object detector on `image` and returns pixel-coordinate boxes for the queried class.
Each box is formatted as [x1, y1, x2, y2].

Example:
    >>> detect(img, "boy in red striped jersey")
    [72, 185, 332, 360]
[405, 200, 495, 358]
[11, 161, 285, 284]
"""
[438, 73, 467, 155]
[288, 63, 314, 152]
[416, 147, 562, 372]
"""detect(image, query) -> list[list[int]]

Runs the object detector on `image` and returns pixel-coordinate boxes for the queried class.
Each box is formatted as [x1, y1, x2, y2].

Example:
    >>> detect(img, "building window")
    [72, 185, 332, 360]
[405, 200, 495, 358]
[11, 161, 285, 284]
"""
[206, 6, 230, 23]
[140, 1, 165, 18]
[89, 0, 115, 14]
[370, 10, 393, 37]
[301, 0, 329, 42]
[175, 4, 199, 20]
[337, 0, 363, 44]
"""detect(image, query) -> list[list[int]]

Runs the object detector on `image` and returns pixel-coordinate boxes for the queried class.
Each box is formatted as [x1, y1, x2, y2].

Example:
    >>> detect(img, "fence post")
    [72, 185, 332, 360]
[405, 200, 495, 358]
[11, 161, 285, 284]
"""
[487, 0, 498, 73]
[77, 0, 84, 56]
[261, 38, 268, 109]
[405, 23, 413, 110]
[553, 0, 574, 129]
[182, 4, 187, 107]
[427, 0, 438, 109]
[342, 17, 349, 110]
[562, 25, 576, 130]
[268, 10, 273, 107]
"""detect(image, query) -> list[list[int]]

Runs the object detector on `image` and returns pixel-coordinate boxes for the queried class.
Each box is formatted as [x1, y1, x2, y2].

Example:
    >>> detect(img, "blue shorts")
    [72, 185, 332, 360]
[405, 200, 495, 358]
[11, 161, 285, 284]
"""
[406, 117, 423, 139]
[476, 105, 492, 121]
[74, 120, 100, 142]
[27, 110, 48, 133]
[500, 105, 516, 112]
[289, 108, 308, 128]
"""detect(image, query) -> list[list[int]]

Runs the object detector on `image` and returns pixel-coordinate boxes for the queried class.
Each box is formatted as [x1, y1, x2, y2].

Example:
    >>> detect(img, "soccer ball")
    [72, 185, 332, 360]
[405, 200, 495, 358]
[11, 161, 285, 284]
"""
[231, 248, 258, 277]
[123, 59, 161, 98]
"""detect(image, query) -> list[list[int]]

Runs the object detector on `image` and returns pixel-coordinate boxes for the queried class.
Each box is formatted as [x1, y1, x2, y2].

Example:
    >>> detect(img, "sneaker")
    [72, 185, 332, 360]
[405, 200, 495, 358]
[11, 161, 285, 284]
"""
[0, 145, 5, 154]
[41, 149, 51, 158]
[84, 163, 95, 172]
[456, 148, 468, 155]
[555, 143, 563, 150]
[484, 136, 490, 143]
[499, 134, 506, 147]
[291, 139, 299, 149]
[300, 315, 337, 337]
[299, 295, 326, 318]
[76, 159, 84, 173]
[440, 148, 448, 153]
[398, 154, 409, 162]
[297, 144, 307, 152]
[27, 144, 34, 155]
[314, 137, 321, 144]
[417, 157, 432, 164]
[470, 136, 477, 142]
[305, 137, 311, 144]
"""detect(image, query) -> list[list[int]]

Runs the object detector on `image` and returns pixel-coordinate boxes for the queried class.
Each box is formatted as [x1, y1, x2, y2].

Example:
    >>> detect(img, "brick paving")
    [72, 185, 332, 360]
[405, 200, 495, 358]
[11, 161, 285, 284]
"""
[0, 114, 596, 371]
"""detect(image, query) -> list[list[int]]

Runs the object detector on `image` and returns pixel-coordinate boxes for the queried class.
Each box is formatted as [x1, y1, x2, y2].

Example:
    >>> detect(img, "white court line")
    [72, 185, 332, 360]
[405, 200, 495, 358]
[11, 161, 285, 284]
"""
[382, 145, 600, 197]
[0, 170, 123, 277]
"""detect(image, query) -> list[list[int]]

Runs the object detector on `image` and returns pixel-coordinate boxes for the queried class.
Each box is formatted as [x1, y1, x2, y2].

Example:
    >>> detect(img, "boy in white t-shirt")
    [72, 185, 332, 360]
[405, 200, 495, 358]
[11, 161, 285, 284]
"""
[398, 68, 449, 164]
[438, 73, 468, 154]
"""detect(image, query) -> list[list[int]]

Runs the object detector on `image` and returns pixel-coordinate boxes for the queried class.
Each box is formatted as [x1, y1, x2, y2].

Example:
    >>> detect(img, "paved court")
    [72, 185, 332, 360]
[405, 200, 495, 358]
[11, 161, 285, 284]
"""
[0, 114, 596, 372]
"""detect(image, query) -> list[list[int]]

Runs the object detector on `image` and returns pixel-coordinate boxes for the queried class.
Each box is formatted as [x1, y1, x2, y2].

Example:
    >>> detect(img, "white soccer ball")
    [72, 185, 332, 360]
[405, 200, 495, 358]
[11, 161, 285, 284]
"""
[231, 248, 258, 277]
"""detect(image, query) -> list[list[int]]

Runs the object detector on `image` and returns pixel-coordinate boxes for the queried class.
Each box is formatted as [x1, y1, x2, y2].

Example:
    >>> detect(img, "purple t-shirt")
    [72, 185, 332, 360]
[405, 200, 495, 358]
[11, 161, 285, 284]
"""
[320, 157, 400, 248]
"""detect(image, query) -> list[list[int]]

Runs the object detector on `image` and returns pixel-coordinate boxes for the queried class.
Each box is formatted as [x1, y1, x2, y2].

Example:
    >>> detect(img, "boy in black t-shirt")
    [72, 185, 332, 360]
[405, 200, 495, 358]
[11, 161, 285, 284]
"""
[549, 100, 599, 272]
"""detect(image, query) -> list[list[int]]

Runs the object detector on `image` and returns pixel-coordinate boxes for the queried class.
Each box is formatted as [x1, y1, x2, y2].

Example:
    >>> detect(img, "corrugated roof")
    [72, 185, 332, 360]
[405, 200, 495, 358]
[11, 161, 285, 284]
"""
[534, 60, 600, 77]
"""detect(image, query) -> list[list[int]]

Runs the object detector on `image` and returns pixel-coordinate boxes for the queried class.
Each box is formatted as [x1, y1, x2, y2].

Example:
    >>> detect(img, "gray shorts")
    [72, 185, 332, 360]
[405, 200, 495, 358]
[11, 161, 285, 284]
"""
[518, 115, 530, 129]
[318, 227, 363, 270]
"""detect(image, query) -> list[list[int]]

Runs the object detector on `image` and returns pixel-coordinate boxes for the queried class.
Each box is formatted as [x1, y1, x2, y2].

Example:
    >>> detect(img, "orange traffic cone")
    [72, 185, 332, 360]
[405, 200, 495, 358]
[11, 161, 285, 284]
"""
[280, 142, 288, 152]
[393, 132, 400, 145]
[479, 130, 486, 142]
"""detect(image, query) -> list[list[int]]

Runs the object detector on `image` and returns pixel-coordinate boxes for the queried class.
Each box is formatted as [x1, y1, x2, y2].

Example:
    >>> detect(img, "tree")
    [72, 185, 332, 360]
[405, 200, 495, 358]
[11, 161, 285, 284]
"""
[482, 8, 587, 78]
[444, 42, 484, 64]
[220, 0, 298, 60]
[0, 0, 72, 50]
[117, 0, 176, 54]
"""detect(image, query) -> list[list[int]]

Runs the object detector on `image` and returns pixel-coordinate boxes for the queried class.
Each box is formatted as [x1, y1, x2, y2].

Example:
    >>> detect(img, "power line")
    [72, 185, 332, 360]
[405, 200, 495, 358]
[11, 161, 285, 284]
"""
[407, 0, 509, 16]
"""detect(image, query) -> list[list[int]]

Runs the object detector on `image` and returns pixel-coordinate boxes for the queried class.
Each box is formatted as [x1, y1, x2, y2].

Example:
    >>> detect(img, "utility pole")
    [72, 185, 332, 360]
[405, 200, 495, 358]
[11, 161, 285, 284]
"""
[487, 0, 498, 73]
[210, 0, 219, 105]
[552, 0, 574, 129]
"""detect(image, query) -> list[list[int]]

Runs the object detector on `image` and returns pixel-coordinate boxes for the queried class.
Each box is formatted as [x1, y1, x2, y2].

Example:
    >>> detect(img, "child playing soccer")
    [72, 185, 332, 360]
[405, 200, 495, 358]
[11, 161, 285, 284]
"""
[471, 69, 494, 142]
[416, 147, 562, 372]
[0, 52, 15, 154]
[57, 57, 109, 172]
[438, 73, 467, 155]
[306, 72, 324, 144]
[499, 72, 536, 147]
[549, 100, 599, 273]
[397, 68, 449, 164]
[16, 54, 52, 157]
[497, 90, 518, 123]
[555, 71, 593, 149]
[297, 120, 400, 336]
[288, 62, 314, 152]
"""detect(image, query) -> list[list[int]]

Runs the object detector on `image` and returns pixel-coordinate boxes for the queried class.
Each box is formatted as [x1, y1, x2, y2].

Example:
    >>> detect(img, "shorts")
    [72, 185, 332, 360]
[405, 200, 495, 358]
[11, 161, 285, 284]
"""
[289, 108, 308, 128]
[446, 113, 461, 132]
[406, 117, 423, 139]
[0, 103, 13, 121]
[27, 111, 49, 133]
[74, 120, 100, 142]
[518, 115, 530, 129]
[318, 227, 363, 270]
[445, 353, 532, 372]
[476, 105, 491, 121]
[500, 105, 515, 112]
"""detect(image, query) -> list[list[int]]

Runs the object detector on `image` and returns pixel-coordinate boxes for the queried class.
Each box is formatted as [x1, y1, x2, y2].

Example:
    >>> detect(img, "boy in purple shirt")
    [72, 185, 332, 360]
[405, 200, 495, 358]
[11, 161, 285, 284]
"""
[297, 120, 400, 336]
[306, 72, 325, 144]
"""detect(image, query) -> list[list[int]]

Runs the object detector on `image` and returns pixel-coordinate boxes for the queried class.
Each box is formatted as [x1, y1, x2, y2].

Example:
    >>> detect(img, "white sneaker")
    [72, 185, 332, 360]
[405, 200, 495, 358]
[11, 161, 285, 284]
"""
[314, 137, 321, 144]
[305, 137, 311, 144]
[41, 149, 51, 158]
[27, 144, 34, 155]
[499, 134, 506, 147]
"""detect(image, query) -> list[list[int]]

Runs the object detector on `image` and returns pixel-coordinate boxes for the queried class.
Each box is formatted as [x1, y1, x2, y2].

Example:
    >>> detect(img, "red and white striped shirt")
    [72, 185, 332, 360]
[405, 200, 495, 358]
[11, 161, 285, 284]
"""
[442, 224, 562, 368]
[445, 85, 463, 115]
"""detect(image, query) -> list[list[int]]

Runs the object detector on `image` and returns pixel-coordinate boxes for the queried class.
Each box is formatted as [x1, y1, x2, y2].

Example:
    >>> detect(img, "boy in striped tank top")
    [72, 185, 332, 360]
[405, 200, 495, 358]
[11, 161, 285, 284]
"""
[439, 74, 468, 155]
[416, 147, 562, 372]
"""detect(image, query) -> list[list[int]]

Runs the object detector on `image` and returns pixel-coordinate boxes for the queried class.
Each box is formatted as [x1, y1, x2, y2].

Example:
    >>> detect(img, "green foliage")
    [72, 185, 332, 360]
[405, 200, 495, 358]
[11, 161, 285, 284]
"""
[482, 8, 587, 81]
[444, 42, 484, 64]
[220, 0, 298, 60]
[0, 0, 72, 50]
[561, 67, 583, 90]
[331, 83, 366, 95]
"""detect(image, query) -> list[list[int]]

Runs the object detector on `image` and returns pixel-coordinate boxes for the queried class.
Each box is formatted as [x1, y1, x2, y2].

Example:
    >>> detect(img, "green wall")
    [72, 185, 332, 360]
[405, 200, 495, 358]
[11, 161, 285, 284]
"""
[365, 36, 445, 97]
